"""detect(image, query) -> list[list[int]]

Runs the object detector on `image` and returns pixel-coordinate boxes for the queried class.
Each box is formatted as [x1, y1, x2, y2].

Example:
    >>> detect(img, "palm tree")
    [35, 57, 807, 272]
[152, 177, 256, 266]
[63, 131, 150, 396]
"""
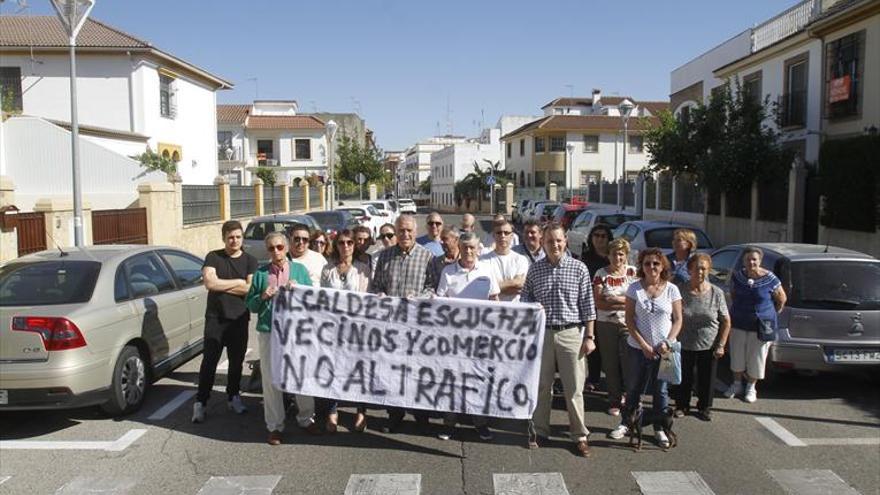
[454, 159, 504, 211]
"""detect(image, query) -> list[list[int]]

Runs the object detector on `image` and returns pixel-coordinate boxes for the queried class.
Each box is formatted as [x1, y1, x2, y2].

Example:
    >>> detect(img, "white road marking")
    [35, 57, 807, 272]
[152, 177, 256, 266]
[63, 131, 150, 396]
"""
[632, 471, 715, 495]
[494, 472, 570, 495]
[54, 476, 139, 494]
[0, 429, 147, 452]
[147, 390, 197, 420]
[344, 474, 421, 495]
[217, 348, 252, 371]
[768, 469, 861, 495]
[801, 437, 880, 446]
[196, 476, 281, 495]
[754, 417, 807, 447]
[0, 476, 10, 485]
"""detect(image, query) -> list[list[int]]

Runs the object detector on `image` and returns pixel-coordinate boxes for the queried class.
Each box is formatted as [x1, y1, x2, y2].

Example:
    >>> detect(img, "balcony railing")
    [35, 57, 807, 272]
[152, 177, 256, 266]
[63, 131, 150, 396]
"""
[751, 0, 815, 52]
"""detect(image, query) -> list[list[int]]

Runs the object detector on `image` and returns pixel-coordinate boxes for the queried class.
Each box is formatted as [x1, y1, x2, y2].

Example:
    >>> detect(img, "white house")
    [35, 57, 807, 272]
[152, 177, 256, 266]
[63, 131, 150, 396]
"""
[217, 101, 328, 185]
[501, 90, 667, 189]
[429, 130, 501, 211]
[401, 135, 468, 198]
[0, 15, 232, 189]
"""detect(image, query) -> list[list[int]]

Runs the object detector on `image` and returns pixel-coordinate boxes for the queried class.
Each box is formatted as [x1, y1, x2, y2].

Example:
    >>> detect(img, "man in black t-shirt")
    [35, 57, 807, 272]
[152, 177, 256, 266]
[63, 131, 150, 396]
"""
[193, 220, 258, 423]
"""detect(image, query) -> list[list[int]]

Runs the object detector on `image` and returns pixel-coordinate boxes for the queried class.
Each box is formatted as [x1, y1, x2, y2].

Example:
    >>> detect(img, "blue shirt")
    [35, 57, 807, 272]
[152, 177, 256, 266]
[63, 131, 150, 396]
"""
[730, 269, 782, 332]
[416, 234, 444, 256]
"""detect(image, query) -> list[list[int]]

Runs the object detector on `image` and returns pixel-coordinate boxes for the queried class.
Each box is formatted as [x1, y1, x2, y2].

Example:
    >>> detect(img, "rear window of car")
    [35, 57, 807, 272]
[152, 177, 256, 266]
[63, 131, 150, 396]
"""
[596, 214, 640, 229]
[0, 260, 101, 306]
[644, 228, 712, 249]
[308, 212, 344, 228]
[788, 260, 880, 310]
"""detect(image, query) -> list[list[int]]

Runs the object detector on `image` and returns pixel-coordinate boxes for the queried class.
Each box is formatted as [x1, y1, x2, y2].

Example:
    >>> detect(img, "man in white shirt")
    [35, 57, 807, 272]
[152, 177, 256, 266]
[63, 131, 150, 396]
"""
[287, 223, 327, 286]
[480, 219, 529, 302]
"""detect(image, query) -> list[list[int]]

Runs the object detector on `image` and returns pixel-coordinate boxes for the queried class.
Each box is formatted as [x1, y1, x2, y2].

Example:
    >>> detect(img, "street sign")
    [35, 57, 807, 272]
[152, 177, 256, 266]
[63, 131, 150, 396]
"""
[357, 172, 367, 185]
[485, 175, 496, 186]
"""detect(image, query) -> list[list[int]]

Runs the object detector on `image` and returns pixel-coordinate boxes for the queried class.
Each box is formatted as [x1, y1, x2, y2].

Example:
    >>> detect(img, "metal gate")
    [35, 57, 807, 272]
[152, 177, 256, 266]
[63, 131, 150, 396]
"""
[92, 208, 148, 245]
[16, 212, 47, 256]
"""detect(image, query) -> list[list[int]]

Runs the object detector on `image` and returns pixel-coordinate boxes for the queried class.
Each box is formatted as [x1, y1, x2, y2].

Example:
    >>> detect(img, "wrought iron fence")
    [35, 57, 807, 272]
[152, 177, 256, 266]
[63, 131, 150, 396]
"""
[309, 188, 321, 210]
[758, 176, 788, 222]
[230, 185, 256, 219]
[182, 185, 220, 225]
[659, 174, 673, 210]
[263, 186, 285, 214]
[588, 183, 599, 202]
[290, 185, 305, 211]
[645, 178, 657, 209]
[676, 178, 705, 213]
[727, 187, 752, 218]
[601, 181, 618, 205]
[623, 182, 635, 207]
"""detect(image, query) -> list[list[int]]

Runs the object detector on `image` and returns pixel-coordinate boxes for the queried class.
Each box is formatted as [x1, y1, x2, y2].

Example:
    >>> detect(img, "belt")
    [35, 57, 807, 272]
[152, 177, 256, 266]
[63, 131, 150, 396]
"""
[546, 323, 581, 331]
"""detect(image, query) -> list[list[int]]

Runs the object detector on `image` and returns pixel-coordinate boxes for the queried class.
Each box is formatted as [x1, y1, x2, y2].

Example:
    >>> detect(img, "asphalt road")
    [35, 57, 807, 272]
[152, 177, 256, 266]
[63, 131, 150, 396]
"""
[1, 214, 878, 495]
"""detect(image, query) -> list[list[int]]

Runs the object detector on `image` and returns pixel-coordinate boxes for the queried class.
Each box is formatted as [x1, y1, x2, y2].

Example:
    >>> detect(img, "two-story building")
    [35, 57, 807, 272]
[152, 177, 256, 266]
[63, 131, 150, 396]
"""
[501, 90, 666, 189]
[429, 129, 502, 211]
[0, 15, 232, 191]
[216, 100, 328, 185]
[401, 135, 468, 198]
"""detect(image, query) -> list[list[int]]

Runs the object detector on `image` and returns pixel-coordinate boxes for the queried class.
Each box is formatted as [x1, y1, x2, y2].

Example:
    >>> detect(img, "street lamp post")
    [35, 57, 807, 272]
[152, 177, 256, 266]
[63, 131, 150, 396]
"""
[51, 0, 95, 247]
[618, 99, 635, 211]
[325, 120, 338, 210]
[566, 143, 575, 202]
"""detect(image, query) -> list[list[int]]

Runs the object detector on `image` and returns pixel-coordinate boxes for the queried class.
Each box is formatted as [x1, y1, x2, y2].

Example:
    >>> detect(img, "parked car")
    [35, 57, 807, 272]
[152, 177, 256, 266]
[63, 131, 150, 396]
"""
[397, 198, 417, 214]
[551, 204, 590, 230]
[708, 243, 879, 373]
[612, 220, 714, 262]
[307, 210, 359, 238]
[243, 214, 321, 264]
[535, 202, 561, 224]
[363, 200, 398, 223]
[511, 199, 531, 224]
[0, 245, 207, 415]
[336, 206, 381, 236]
[567, 209, 642, 258]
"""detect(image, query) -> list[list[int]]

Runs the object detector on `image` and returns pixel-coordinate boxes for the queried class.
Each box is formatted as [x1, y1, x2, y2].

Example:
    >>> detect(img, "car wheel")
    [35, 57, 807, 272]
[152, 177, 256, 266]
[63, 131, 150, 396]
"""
[101, 345, 147, 416]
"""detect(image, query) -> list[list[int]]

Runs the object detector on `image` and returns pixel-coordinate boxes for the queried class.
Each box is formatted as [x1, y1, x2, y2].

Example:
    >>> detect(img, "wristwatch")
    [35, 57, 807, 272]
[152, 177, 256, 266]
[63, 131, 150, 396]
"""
[584, 335, 595, 340]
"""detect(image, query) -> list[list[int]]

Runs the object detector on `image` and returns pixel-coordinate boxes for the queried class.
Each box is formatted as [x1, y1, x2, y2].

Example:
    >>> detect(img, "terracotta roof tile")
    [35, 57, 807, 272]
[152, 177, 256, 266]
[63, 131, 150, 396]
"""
[0, 16, 150, 47]
[217, 104, 250, 124]
[502, 115, 660, 140]
[246, 115, 326, 130]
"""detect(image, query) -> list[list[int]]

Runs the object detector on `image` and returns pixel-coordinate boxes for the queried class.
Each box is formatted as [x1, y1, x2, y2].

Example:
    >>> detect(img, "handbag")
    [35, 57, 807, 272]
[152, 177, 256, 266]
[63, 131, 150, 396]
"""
[756, 317, 777, 342]
[657, 340, 682, 385]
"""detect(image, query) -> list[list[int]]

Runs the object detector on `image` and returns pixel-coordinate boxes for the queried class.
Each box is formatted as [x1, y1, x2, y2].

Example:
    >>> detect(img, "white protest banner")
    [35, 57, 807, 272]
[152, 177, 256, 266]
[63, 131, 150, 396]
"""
[270, 286, 546, 419]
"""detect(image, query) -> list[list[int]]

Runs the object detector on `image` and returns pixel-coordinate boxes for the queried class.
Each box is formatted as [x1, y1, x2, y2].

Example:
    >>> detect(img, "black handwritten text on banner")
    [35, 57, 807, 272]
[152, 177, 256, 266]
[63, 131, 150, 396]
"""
[270, 287, 546, 419]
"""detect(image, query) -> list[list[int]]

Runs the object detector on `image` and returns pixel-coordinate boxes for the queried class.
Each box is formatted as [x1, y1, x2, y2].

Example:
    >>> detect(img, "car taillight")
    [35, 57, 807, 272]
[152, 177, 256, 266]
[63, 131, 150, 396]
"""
[11, 316, 86, 351]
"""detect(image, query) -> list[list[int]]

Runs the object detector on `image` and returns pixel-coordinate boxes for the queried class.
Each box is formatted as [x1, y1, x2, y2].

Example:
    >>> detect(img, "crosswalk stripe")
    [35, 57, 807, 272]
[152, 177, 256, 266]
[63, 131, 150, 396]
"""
[217, 348, 252, 371]
[768, 469, 861, 495]
[54, 476, 138, 494]
[344, 474, 421, 495]
[494, 473, 569, 495]
[147, 390, 197, 420]
[0, 476, 10, 485]
[196, 475, 281, 495]
[755, 417, 808, 447]
[632, 471, 715, 495]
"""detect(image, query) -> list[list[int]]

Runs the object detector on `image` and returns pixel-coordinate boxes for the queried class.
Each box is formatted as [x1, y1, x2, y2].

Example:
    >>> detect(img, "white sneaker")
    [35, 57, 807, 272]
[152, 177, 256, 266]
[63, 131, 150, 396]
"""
[608, 424, 629, 440]
[192, 402, 206, 423]
[744, 383, 757, 403]
[724, 380, 743, 398]
[227, 395, 248, 414]
[656, 430, 671, 448]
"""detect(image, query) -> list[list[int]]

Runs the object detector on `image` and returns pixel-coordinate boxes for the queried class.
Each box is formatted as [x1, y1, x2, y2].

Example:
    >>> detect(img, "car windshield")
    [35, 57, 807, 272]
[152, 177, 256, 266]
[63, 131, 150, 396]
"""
[644, 227, 712, 249]
[368, 203, 386, 211]
[596, 214, 640, 229]
[0, 260, 101, 306]
[788, 260, 880, 310]
[308, 212, 343, 228]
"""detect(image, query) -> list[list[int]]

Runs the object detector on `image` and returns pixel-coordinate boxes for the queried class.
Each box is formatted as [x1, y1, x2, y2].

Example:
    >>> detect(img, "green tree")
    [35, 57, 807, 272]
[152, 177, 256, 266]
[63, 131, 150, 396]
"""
[454, 159, 506, 210]
[131, 148, 177, 175]
[419, 175, 431, 195]
[334, 135, 388, 194]
[254, 167, 277, 186]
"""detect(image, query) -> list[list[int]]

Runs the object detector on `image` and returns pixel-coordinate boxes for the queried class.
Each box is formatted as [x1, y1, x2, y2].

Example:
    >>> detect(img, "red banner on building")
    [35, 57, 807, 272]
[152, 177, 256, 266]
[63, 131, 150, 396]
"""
[829, 75, 851, 103]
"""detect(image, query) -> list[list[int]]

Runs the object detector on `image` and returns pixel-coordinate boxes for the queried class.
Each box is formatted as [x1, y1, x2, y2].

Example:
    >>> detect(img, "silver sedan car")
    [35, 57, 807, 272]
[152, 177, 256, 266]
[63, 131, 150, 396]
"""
[0, 245, 207, 415]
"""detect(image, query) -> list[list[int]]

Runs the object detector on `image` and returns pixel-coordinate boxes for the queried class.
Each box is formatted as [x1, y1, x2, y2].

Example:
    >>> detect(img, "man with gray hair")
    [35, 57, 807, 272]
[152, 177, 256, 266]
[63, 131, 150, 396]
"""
[425, 225, 461, 293]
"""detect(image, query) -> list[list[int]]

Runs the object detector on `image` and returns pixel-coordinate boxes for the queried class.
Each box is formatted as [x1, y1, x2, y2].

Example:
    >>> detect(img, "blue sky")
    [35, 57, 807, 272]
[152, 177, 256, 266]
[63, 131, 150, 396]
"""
[17, 0, 795, 150]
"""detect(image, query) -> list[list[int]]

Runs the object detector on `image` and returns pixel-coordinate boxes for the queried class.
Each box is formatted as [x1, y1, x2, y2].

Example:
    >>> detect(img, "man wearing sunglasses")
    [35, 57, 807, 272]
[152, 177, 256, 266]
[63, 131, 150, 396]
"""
[287, 223, 325, 286]
[416, 212, 445, 256]
[245, 232, 316, 444]
[480, 219, 529, 302]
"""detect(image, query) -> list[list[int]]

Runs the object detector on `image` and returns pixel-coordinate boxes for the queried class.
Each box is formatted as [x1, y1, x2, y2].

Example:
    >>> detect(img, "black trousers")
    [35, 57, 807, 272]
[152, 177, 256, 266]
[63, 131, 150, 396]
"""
[196, 314, 249, 404]
[676, 349, 717, 412]
[587, 340, 602, 386]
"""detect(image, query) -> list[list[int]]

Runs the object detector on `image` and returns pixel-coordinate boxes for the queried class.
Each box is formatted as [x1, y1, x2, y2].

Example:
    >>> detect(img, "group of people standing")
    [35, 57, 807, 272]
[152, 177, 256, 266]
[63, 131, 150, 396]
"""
[190, 211, 786, 458]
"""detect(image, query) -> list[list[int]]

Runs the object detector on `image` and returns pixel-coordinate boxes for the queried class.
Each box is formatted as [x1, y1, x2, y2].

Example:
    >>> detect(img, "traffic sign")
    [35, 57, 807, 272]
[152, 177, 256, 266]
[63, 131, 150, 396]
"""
[356, 172, 367, 185]
[485, 175, 496, 186]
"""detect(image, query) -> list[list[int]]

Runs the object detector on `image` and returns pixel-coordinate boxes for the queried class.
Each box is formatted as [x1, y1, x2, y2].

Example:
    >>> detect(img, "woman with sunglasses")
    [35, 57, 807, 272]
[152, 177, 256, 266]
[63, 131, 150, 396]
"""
[318, 229, 372, 432]
[309, 231, 333, 257]
[608, 247, 682, 449]
[373, 223, 397, 272]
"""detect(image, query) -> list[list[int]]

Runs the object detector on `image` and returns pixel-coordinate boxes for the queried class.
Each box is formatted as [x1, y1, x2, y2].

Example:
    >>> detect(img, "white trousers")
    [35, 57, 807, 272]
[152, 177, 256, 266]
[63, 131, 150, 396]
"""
[258, 332, 314, 431]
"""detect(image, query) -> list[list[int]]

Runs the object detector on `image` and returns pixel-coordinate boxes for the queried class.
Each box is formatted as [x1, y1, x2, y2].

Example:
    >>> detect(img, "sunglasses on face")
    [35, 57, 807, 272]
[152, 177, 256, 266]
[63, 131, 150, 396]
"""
[312, 240, 326, 246]
[291, 236, 310, 244]
[380, 233, 395, 239]
[339, 240, 355, 246]
[267, 244, 286, 252]
[643, 261, 662, 267]
[427, 221, 443, 226]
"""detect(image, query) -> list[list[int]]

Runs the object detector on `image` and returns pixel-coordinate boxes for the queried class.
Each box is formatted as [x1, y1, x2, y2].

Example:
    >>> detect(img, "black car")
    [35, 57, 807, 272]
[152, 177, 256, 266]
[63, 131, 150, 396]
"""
[306, 210, 359, 237]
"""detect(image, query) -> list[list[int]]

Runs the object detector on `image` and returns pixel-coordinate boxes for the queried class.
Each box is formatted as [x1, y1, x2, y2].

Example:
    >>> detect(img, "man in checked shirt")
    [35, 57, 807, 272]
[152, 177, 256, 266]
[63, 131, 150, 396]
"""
[521, 221, 597, 458]
[369, 213, 434, 434]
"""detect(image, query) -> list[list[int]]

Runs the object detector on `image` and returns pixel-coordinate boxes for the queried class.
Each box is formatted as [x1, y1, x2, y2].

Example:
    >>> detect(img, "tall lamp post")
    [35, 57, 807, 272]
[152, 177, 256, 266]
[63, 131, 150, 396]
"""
[51, 0, 95, 247]
[565, 143, 575, 202]
[618, 99, 635, 211]
[325, 120, 338, 210]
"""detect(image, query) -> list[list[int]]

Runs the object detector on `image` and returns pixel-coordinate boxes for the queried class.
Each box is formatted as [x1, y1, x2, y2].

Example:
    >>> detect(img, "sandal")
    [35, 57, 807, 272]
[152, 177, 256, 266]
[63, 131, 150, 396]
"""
[353, 413, 367, 433]
[326, 414, 338, 434]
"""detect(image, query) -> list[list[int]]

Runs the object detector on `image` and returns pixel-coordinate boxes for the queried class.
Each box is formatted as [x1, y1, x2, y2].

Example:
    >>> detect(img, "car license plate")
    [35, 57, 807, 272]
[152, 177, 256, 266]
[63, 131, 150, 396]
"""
[0, 390, 7, 405]
[830, 349, 880, 362]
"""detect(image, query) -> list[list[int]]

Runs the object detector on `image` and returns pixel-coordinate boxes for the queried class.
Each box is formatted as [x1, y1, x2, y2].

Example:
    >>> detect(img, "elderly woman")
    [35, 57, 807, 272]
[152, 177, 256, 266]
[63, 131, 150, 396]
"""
[309, 231, 333, 257]
[581, 223, 614, 392]
[674, 253, 730, 421]
[319, 229, 372, 432]
[609, 247, 682, 449]
[592, 238, 638, 416]
[725, 246, 786, 403]
[667, 228, 697, 285]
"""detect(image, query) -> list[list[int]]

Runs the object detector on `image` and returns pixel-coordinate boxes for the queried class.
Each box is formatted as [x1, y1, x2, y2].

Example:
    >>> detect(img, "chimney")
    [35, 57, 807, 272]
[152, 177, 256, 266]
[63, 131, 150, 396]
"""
[592, 89, 601, 105]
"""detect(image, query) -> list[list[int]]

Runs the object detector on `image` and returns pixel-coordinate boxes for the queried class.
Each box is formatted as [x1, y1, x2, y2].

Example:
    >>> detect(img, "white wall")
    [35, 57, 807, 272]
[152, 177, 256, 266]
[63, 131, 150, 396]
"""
[671, 30, 752, 98]
[430, 142, 501, 209]
[0, 116, 164, 211]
